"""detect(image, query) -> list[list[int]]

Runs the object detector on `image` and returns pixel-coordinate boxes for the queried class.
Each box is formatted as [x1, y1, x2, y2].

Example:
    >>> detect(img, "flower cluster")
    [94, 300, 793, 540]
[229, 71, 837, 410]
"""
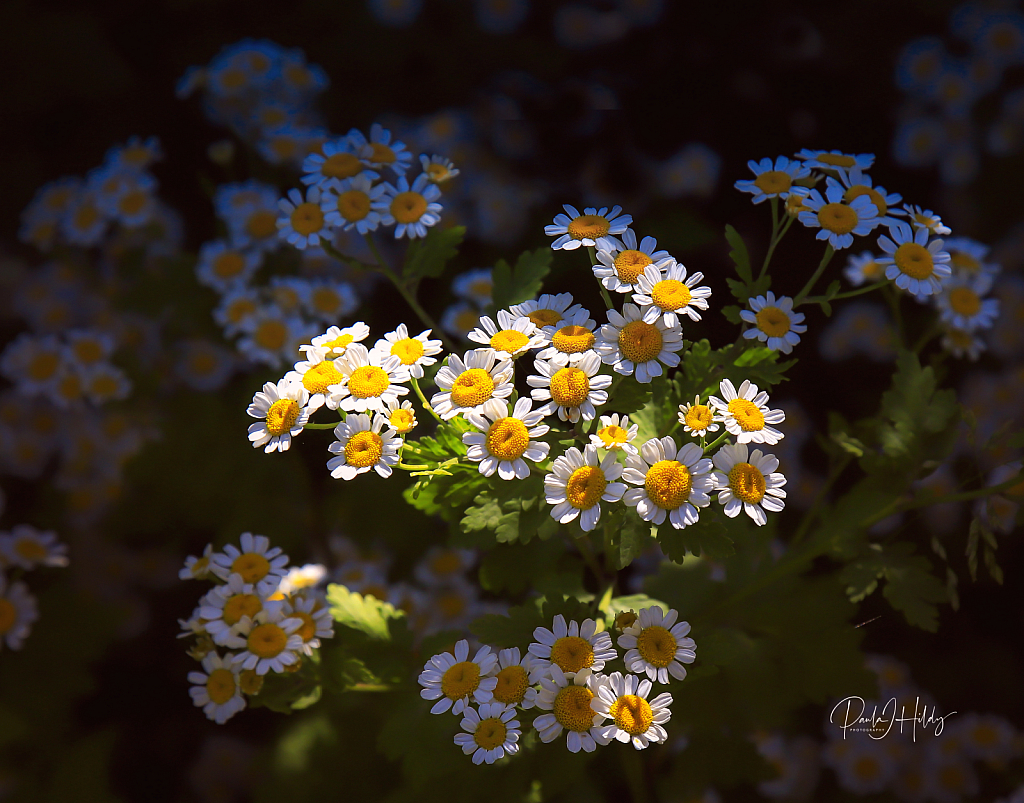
[0, 525, 68, 651]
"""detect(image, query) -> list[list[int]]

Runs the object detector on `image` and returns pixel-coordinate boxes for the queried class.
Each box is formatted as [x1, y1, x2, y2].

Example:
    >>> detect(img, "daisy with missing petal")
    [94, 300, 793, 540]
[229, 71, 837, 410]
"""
[420, 154, 459, 183]
[528, 351, 611, 423]
[877, 222, 952, 297]
[618, 606, 696, 684]
[468, 310, 545, 360]
[545, 204, 632, 251]
[374, 174, 443, 239]
[320, 174, 386, 234]
[935, 274, 999, 331]
[301, 322, 372, 359]
[734, 156, 812, 204]
[677, 396, 719, 438]
[383, 397, 417, 435]
[188, 652, 246, 724]
[179, 544, 215, 581]
[327, 413, 402, 480]
[533, 667, 605, 752]
[590, 672, 673, 750]
[0, 525, 68, 569]
[534, 308, 599, 367]
[418, 639, 498, 715]
[796, 149, 875, 172]
[798, 177, 880, 250]
[593, 230, 673, 293]
[903, 204, 951, 236]
[247, 379, 323, 454]
[454, 702, 521, 764]
[234, 604, 305, 675]
[709, 379, 786, 445]
[740, 292, 807, 354]
[529, 614, 616, 681]
[463, 397, 550, 480]
[283, 350, 346, 410]
[632, 260, 712, 327]
[544, 445, 627, 532]
[835, 168, 905, 224]
[432, 349, 514, 421]
[210, 532, 290, 595]
[623, 437, 713, 530]
[490, 648, 538, 709]
[711, 443, 787, 526]
[0, 575, 38, 650]
[590, 413, 639, 456]
[369, 324, 443, 379]
[595, 303, 684, 383]
[277, 186, 331, 250]
[330, 343, 410, 414]
[509, 292, 583, 330]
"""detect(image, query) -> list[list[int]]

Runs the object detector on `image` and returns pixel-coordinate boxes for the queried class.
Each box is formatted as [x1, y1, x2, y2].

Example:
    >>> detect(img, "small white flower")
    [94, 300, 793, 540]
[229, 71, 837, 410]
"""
[545, 204, 632, 251]
[418, 639, 499, 715]
[431, 349, 514, 421]
[374, 174, 443, 239]
[370, 324, 443, 378]
[593, 229, 673, 293]
[330, 343, 411, 414]
[594, 303, 684, 383]
[631, 260, 712, 327]
[843, 251, 887, 287]
[528, 351, 612, 423]
[179, 543, 215, 581]
[935, 273, 999, 331]
[277, 186, 331, 250]
[709, 379, 786, 445]
[195, 240, 261, 293]
[383, 397, 417, 435]
[209, 532, 290, 595]
[0, 525, 68, 569]
[299, 322, 371, 359]
[796, 149, 875, 172]
[591, 671, 674, 750]
[282, 349, 347, 410]
[903, 204, 951, 236]
[320, 173, 386, 234]
[532, 667, 605, 753]
[508, 292, 584, 330]
[622, 437, 714, 530]
[188, 652, 246, 724]
[589, 413, 640, 456]
[739, 292, 807, 354]
[246, 378, 323, 453]
[734, 155, 812, 204]
[877, 221, 952, 297]
[544, 445, 627, 532]
[233, 604, 305, 675]
[282, 594, 334, 655]
[529, 614, 616, 681]
[327, 413, 402, 480]
[454, 702, 521, 764]
[711, 443, 787, 527]
[463, 397, 550, 480]
[677, 396, 719, 437]
[489, 648, 538, 709]
[534, 308, 599, 367]
[798, 177, 881, 250]
[617, 605, 696, 684]
[467, 310, 545, 359]
[199, 574, 266, 648]
[834, 167, 905, 224]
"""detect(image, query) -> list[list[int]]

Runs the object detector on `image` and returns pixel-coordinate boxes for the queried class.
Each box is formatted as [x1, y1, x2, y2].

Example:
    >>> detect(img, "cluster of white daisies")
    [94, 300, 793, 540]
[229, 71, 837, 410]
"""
[418, 606, 694, 763]
[0, 525, 68, 652]
[178, 533, 334, 724]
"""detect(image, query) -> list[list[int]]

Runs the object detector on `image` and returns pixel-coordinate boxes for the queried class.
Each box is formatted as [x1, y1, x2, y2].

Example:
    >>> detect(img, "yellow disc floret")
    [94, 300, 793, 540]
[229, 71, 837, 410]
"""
[636, 625, 678, 668]
[474, 717, 508, 750]
[492, 665, 530, 705]
[347, 366, 390, 399]
[301, 360, 344, 395]
[213, 252, 245, 279]
[254, 320, 287, 351]
[15, 539, 47, 562]
[844, 185, 888, 217]
[755, 306, 791, 338]
[391, 192, 427, 224]
[368, 143, 396, 164]
[609, 694, 654, 736]
[552, 325, 596, 354]
[549, 367, 591, 408]
[528, 308, 563, 328]
[450, 368, 495, 408]
[816, 153, 856, 168]
[486, 417, 531, 461]
[644, 461, 692, 510]
[231, 553, 271, 584]
[206, 668, 237, 704]
[817, 203, 859, 234]
[597, 424, 629, 449]
[389, 408, 416, 434]
[290, 203, 324, 236]
[344, 430, 384, 468]
[684, 405, 714, 431]
[894, 243, 935, 280]
[266, 399, 301, 436]
[754, 171, 792, 195]
[618, 320, 664, 364]
[550, 636, 596, 674]
[566, 466, 608, 510]
[222, 593, 262, 626]
[336, 190, 370, 222]
[391, 338, 425, 365]
[727, 398, 766, 432]
[293, 612, 317, 642]
[552, 685, 597, 732]
[728, 462, 766, 503]
[323, 333, 355, 352]
[0, 599, 16, 634]
[651, 280, 692, 312]
[441, 661, 481, 700]
[948, 287, 981, 316]
[568, 214, 610, 242]
[321, 152, 363, 180]
[247, 623, 288, 658]
[246, 210, 278, 239]
[613, 250, 652, 284]
[490, 330, 530, 354]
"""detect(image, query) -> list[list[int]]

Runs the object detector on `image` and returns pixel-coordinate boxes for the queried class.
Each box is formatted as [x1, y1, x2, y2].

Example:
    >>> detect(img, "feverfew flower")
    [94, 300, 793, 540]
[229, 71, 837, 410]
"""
[709, 379, 786, 445]
[301, 138, 369, 188]
[233, 605, 305, 675]
[593, 230, 673, 293]
[734, 156, 812, 204]
[834, 168, 904, 224]
[246, 379, 323, 453]
[490, 648, 538, 709]
[545, 204, 632, 251]
[454, 702, 521, 765]
[0, 526, 68, 569]
[210, 532, 290, 595]
[942, 327, 986, 360]
[798, 177, 881, 250]
[320, 174, 386, 234]
[617, 606, 696, 684]
[463, 397, 550, 480]
[451, 269, 493, 307]
[622, 437, 713, 530]
[0, 575, 38, 650]
[677, 396, 719, 437]
[420, 154, 459, 183]
[945, 237, 1000, 280]
[431, 349, 514, 421]
[935, 274, 999, 331]
[374, 174, 443, 239]
[843, 251, 887, 287]
[300, 322, 371, 358]
[468, 310, 544, 359]
[327, 413, 402, 481]
[354, 123, 414, 174]
[903, 204, 951, 236]
[797, 149, 875, 172]
[711, 444, 787, 526]
[195, 240, 261, 293]
[631, 260, 712, 327]
[544, 445, 626, 532]
[370, 325, 442, 379]
[383, 397, 417, 435]
[740, 292, 807, 354]
[199, 574, 265, 648]
[418, 639, 498, 715]
[283, 350, 346, 410]
[509, 292, 583, 330]
[590, 413, 639, 456]
[532, 667, 604, 753]
[877, 221, 952, 297]
[330, 343, 411, 414]
[534, 308, 599, 367]
[179, 544, 216, 581]
[188, 652, 246, 724]
[529, 614, 616, 680]
[591, 671, 673, 750]
[277, 186, 331, 250]
[282, 594, 334, 655]
[595, 303, 684, 383]
[528, 351, 611, 423]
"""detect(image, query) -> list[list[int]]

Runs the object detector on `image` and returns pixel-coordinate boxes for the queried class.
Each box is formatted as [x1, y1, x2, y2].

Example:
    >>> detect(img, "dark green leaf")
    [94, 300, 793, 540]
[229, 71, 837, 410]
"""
[489, 248, 553, 312]
[401, 225, 465, 280]
[725, 225, 752, 283]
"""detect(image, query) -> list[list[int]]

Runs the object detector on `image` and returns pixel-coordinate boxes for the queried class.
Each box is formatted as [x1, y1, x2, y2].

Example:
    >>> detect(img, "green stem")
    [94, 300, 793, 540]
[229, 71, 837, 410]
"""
[793, 245, 835, 304]
[912, 321, 942, 355]
[860, 472, 1024, 529]
[411, 376, 443, 423]
[702, 431, 729, 455]
[882, 285, 905, 348]
[398, 461, 431, 471]
[304, 422, 341, 430]
[800, 279, 890, 307]
[757, 197, 781, 280]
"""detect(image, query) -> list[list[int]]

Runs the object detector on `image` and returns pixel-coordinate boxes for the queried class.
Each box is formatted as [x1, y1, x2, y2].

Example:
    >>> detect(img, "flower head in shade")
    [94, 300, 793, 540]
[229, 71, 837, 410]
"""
[188, 652, 246, 724]
[301, 138, 370, 188]
[590, 671, 674, 749]
[374, 174, 442, 239]
[740, 292, 807, 354]
[796, 149, 875, 172]
[277, 186, 331, 250]
[834, 168, 904, 224]
[545, 204, 632, 251]
[320, 174, 386, 234]
[532, 667, 604, 753]
[454, 702, 521, 764]
[593, 229, 673, 293]
[711, 443, 787, 526]
[210, 532, 290, 596]
[233, 604, 305, 675]
[734, 156, 812, 204]
[935, 274, 999, 331]
[418, 639, 498, 715]
[876, 221, 951, 297]
[798, 177, 880, 250]
[0, 575, 38, 650]
[529, 614, 616, 681]
[489, 648, 538, 709]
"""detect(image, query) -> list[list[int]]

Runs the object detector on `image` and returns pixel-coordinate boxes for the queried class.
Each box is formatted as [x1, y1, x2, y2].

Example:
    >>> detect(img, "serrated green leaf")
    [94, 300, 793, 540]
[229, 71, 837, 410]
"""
[725, 225, 752, 283]
[401, 225, 465, 280]
[461, 493, 502, 533]
[607, 509, 653, 569]
[721, 305, 742, 324]
[839, 543, 948, 631]
[657, 514, 735, 563]
[326, 583, 404, 640]
[606, 378, 653, 416]
[489, 248, 553, 312]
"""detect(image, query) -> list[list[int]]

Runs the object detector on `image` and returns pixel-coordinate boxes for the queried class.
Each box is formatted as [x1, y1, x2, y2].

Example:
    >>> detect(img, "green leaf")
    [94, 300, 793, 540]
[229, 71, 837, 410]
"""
[606, 507, 653, 570]
[401, 225, 465, 280]
[725, 225, 752, 283]
[461, 493, 503, 533]
[606, 378, 653, 416]
[839, 543, 948, 631]
[471, 596, 595, 648]
[657, 514, 735, 563]
[721, 305, 742, 324]
[489, 248, 553, 312]
[326, 583, 404, 640]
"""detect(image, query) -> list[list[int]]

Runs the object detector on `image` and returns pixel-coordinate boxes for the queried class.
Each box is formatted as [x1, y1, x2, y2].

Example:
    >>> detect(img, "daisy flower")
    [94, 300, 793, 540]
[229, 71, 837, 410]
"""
[273, 563, 329, 600]
[213, 288, 260, 337]
[534, 308, 599, 367]
[622, 437, 713, 530]
[545, 204, 632, 251]
[452, 268, 494, 307]
[330, 343, 410, 414]
[283, 350, 346, 410]
[383, 397, 417, 435]
[370, 324, 443, 380]
[594, 303, 684, 383]
[528, 351, 612, 423]
[246, 379, 323, 454]
[374, 174, 443, 239]
[463, 397, 550, 480]
[740, 292, 807, 354]
[508, 292, 583, 330]
[711, 443, 787, 526]
[418, 639, 498, 715]
[301, 138, 370, 187]
[188, 652, 246, 724]
[529, 614, 616, 680]
[454, 703, 521, 764]
[413, 547, 476, 588]
[210, 532, 290, 595]
[903, 204, 951, 236]
[236, 307, 314, 368]
[420, 154, 460, 183]
[734, 156, 812, 204]
[320, 174, 386, 234]
[327, 413, 402, 480]
[199, 574, 265, 648]
[303, 279, 359, 324]
[708, 379, 786, 445]
[282, 594, 334, 655]
[431, 349, 514, 421]
[593, 230, 673, 293]
[617, 606, 696, 684]
[631, 260, 712, 327]
[467, 310, 544, 360]
[877, 222, 952, 296]
[835, 168, 904, 224]
[233, 605, 305, 675]
[195, 240, 261, 293]
[0, 575, 38, 650]
[590, 413, 639, 455]
[590, 671, 673, 750]
[0, 525, 68, 569]
[796, 149, 875, 172]
[935, 274, 1000, 331]
[798, 177, 881, 250]
[843, 251, 887, 287]
[490, 648, 538, 709]
[532, 667, 604, 753]
[942, 327, 986, 360]
[544, 445, 627, 532]
[277, 186, 331, 250]
[353, 123, 414, 175]
[300, 322, 371, 359]
[677, 396, 719, 438]
[944, 237, 1000, 279]
[179, 544, 216, 581]
[82, 363, 132, 405]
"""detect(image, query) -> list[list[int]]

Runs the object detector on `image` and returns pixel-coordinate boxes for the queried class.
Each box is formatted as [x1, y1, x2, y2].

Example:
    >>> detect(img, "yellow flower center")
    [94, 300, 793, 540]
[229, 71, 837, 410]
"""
[549, 367, 591, 408]
[206, 668, 237, 705]
[651, 279, 692, 312]
[552, 325, 596, 354]
[486, 417, 531, 461]
[247, 622, 288, 658]
[0, 599, 16, 634]
[227, 298, 257, 324]
[239, 670, 263, 695]
[336, 190, 370, 222]
[430, 550, 463, 575]
[609, 694, 654, 736]
[474, 717, 508, 750]
[265, 399, 300, 436]
[302, 360, 344, 394]
[618, 320, 664, 364]
[344, 430, 384, 468]
[817, 202, 859, 234]
[785, 193, 809, 217]
[390, 192, 427, 224]
[727, 398, 765, 431]
[728, 462, 766, 504]
[755, 306, 791, 337]
[347, 365, 390, 399]
[567, 214, 610, 241]
[222, 593, 262, 626]
[425, 163, 453, 182]
[644, 460, 692, 510]
[293, 612, 318, 642]
[323, 333, 355, 352]
[948, 287, 981, 316]
[843, 185, 888, 217]
[212, 252, 245, 279]
[492, 665, 530, 705]
[684, 405, 713, 431]
[950, 252, 980, 273]
[613, 250, 652, 284]
[391, 338, 425, 365]
[389, 408, 416, 434]
[490, 330, 530, 354]
[254, 320, 287, 351]
[368, 142, 396, 164]
[636, 625, 677, 668]
[118, 190, 148, 216]
[437, 590, 466, 619]
[231, 553, 271, 584]
[74, 204, 99, 230]
[321, 152, 363, 180]
[550, 635, 596, 674]
[598, 424, 629, 448]
[14, 539, 47, 562]
[860, 260, 882, 279]
[565, 465, 607, 510]
[311, 287, 341, 313]
[816, 153, 856, 168]
[189, 556, 209, 577]
[290, 203, 324, 236]
[528, 308, 563, 328]
[450, 368, 495, 408]
[28, 353, 60, 381]
[615, 611, 638, 629]
[441, 660, 481, 700]
[753, 171, 792, 194]
[551, 685, 596, 732]
[894, 242, 934, 280]
[246, 210, 278, 239]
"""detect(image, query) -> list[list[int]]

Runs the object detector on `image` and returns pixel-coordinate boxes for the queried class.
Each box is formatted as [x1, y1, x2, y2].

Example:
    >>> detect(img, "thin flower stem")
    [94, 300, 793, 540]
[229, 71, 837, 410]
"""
[411, 376, 443, 423]
[304, 422, 341, 430]
[793, 244, 835, 305]
[860, 471, 1024, 529]
[573, 532, 606, 587]
[702, 431, 729, 455]
[882, 284, 905, 348]
[589, 245, 615, 310]
[800, 279, 889, 307]
[757, 198, 781, 280]
[789, 454, 852, 547]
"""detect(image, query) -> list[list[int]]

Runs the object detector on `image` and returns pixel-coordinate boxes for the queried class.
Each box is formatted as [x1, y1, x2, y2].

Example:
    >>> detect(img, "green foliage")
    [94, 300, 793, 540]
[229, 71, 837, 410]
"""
[604, 506, 655, 569]
[966, 514, 1004, 584]
[460, 472, 556, 545]
[471, 596, 596, 648]
[327, 583, 405, 641]
[401, 225, 465, 280]
[604, 376, 653, 416]
[488, 248, 553, 313]
[724, 225, 751, 283]
[478, 537, 584, 596]
[249, 659, 323, 714]
[656, 512, 736, 563]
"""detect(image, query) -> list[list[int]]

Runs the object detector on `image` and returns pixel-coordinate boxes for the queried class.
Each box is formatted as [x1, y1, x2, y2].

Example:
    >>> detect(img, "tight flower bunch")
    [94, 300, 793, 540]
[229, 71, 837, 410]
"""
[0, 526, 68, 651]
